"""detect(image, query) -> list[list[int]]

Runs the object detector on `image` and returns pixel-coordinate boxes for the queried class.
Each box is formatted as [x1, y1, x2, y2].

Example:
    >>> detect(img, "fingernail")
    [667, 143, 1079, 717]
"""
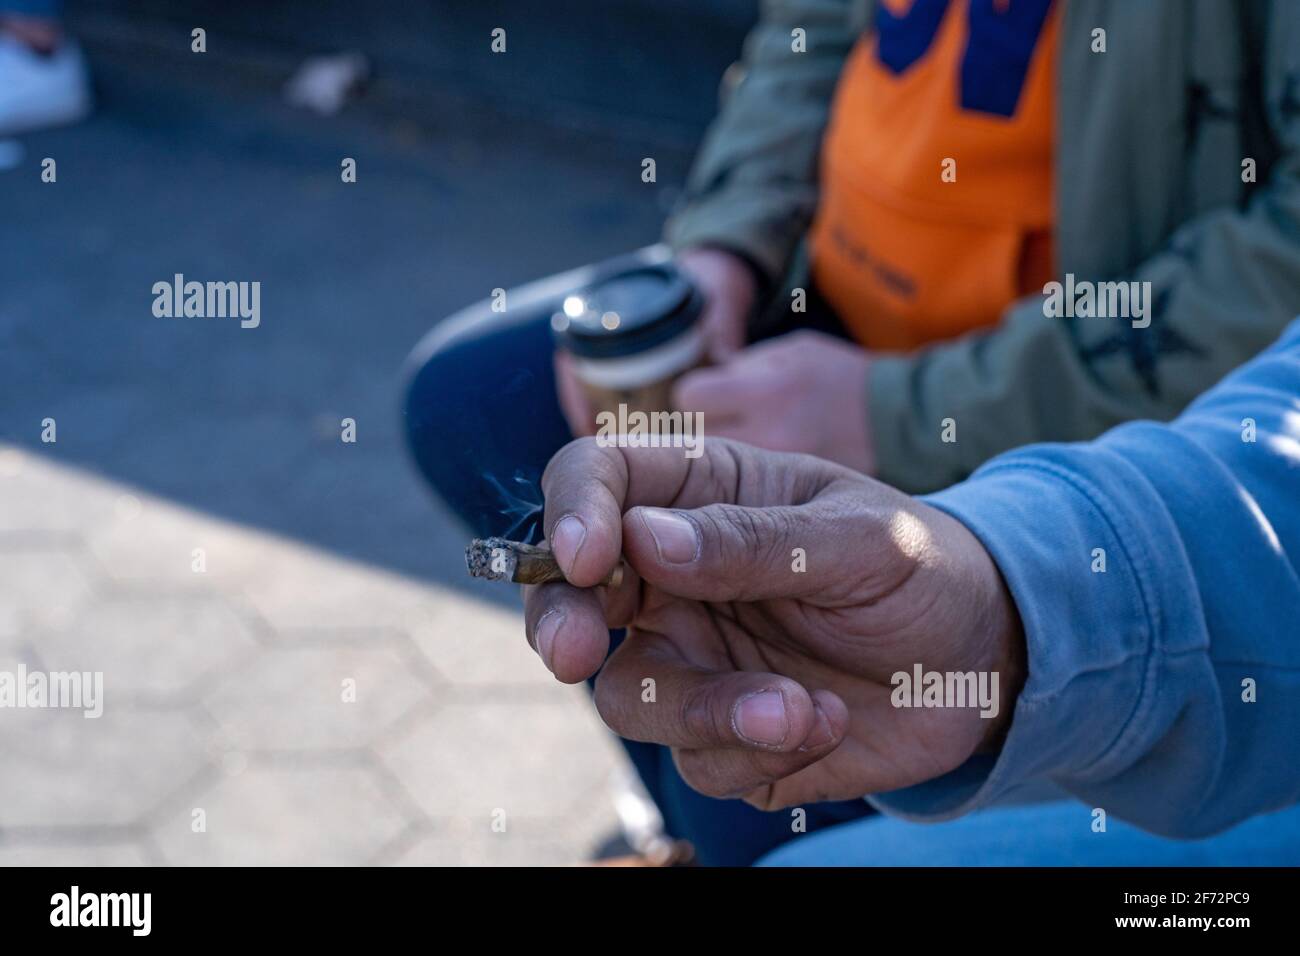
[640, 509, 699, 564]
[732, 690, 789, 747]
[799, 703, 835, 751]
[551, 515, 586, 577]
[534, 609, 563, 671]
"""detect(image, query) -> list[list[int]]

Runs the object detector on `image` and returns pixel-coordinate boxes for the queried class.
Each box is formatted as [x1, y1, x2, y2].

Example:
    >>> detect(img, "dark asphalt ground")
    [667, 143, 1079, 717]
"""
[2, 6, 748, 600]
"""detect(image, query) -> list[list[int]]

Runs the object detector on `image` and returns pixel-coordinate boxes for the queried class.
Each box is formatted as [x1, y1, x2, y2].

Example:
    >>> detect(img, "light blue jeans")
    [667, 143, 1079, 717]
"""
[758, 800, 1300, 866]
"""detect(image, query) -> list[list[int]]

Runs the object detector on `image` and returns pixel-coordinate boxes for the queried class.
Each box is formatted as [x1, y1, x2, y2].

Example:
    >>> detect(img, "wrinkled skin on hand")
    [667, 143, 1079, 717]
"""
[523, 438, 1024, 810]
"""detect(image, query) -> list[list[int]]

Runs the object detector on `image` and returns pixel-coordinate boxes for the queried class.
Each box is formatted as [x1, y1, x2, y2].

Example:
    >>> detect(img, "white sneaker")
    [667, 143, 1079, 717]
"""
[0, 35, 92, 136]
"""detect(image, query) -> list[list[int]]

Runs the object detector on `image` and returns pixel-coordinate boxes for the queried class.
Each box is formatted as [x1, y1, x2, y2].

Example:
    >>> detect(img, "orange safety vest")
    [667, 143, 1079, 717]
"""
[809, 0, 1061, 351]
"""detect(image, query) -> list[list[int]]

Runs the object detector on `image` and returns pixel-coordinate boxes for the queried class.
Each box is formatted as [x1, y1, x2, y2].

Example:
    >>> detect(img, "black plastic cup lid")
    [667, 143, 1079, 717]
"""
[552, 262, 704, 360]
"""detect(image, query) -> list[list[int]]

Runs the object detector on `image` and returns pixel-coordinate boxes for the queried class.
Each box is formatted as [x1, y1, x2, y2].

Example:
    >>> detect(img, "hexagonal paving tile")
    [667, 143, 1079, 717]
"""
[409, 592, 550, 687]
[150, 764, 412, 865]
[85, 494, 282, 586]
[203, 644, 434, 751]
[0, 547, 97, 645]
[239, 546, 445, 633]
[387, 799, 621, 865]
[391, 831, 574, 866]
[0, 842, 152, 866]
[0, 448, 119, 536]
[0, 707, 208, 828]
[40, 594, 260, 706]
[379, 690, 624, 822]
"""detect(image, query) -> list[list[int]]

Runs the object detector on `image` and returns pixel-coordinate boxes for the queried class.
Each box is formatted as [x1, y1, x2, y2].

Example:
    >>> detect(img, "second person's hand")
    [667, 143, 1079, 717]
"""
[673, 330, 876, 474]
[554, 246, 758, 437]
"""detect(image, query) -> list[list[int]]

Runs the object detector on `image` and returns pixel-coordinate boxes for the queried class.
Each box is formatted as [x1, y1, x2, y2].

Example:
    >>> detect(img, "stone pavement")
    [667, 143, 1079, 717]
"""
[0, 446, 626, 865]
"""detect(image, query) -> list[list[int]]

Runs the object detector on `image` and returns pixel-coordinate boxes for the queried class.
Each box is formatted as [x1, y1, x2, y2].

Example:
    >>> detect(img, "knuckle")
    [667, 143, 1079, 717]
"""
[678, 681, 727, 748]
[722, 505, 768, 554]
[541, 437, 593, 490]
[711, 506, 794, 576]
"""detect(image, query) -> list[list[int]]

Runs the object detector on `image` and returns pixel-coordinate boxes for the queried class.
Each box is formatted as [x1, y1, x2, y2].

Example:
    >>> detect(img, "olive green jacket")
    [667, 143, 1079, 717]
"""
[665, 0, 1300, 493]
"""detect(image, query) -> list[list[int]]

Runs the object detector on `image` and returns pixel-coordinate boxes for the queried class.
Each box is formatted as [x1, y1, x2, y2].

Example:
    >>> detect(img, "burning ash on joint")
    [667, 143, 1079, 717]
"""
[465, 537, 519, 581]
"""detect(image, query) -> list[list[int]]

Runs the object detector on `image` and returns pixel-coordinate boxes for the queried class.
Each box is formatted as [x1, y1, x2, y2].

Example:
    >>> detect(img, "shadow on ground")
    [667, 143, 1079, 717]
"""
[2, 8, 746, 600]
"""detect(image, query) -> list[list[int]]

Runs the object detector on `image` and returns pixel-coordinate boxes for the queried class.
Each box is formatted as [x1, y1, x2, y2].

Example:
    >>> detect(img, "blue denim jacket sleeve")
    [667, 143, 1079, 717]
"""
[869, 319, 1300, 838]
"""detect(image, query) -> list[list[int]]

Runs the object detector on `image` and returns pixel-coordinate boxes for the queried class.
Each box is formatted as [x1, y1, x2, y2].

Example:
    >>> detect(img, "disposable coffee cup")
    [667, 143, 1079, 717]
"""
[552, 262, 706, 424]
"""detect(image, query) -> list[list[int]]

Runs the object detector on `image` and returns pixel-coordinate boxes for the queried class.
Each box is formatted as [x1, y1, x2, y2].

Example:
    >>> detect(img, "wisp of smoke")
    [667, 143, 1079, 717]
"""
[484, 469, 544, 543]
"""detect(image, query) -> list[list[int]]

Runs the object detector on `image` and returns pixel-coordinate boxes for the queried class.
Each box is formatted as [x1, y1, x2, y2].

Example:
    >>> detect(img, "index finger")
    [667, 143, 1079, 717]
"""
[540, 438, 692, 587]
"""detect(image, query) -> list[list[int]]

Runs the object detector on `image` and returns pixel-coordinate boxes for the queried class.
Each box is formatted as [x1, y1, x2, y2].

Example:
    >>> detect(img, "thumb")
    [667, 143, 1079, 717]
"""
[622, 502, 834, 602]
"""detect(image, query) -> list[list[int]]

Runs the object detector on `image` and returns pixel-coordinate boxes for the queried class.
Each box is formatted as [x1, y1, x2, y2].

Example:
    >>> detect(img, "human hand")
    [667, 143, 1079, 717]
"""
[524, 438, 1024, 809]
[675, 245, 757, 361]
[673, 330, 876, 474]
[554, 247, 758, 438]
